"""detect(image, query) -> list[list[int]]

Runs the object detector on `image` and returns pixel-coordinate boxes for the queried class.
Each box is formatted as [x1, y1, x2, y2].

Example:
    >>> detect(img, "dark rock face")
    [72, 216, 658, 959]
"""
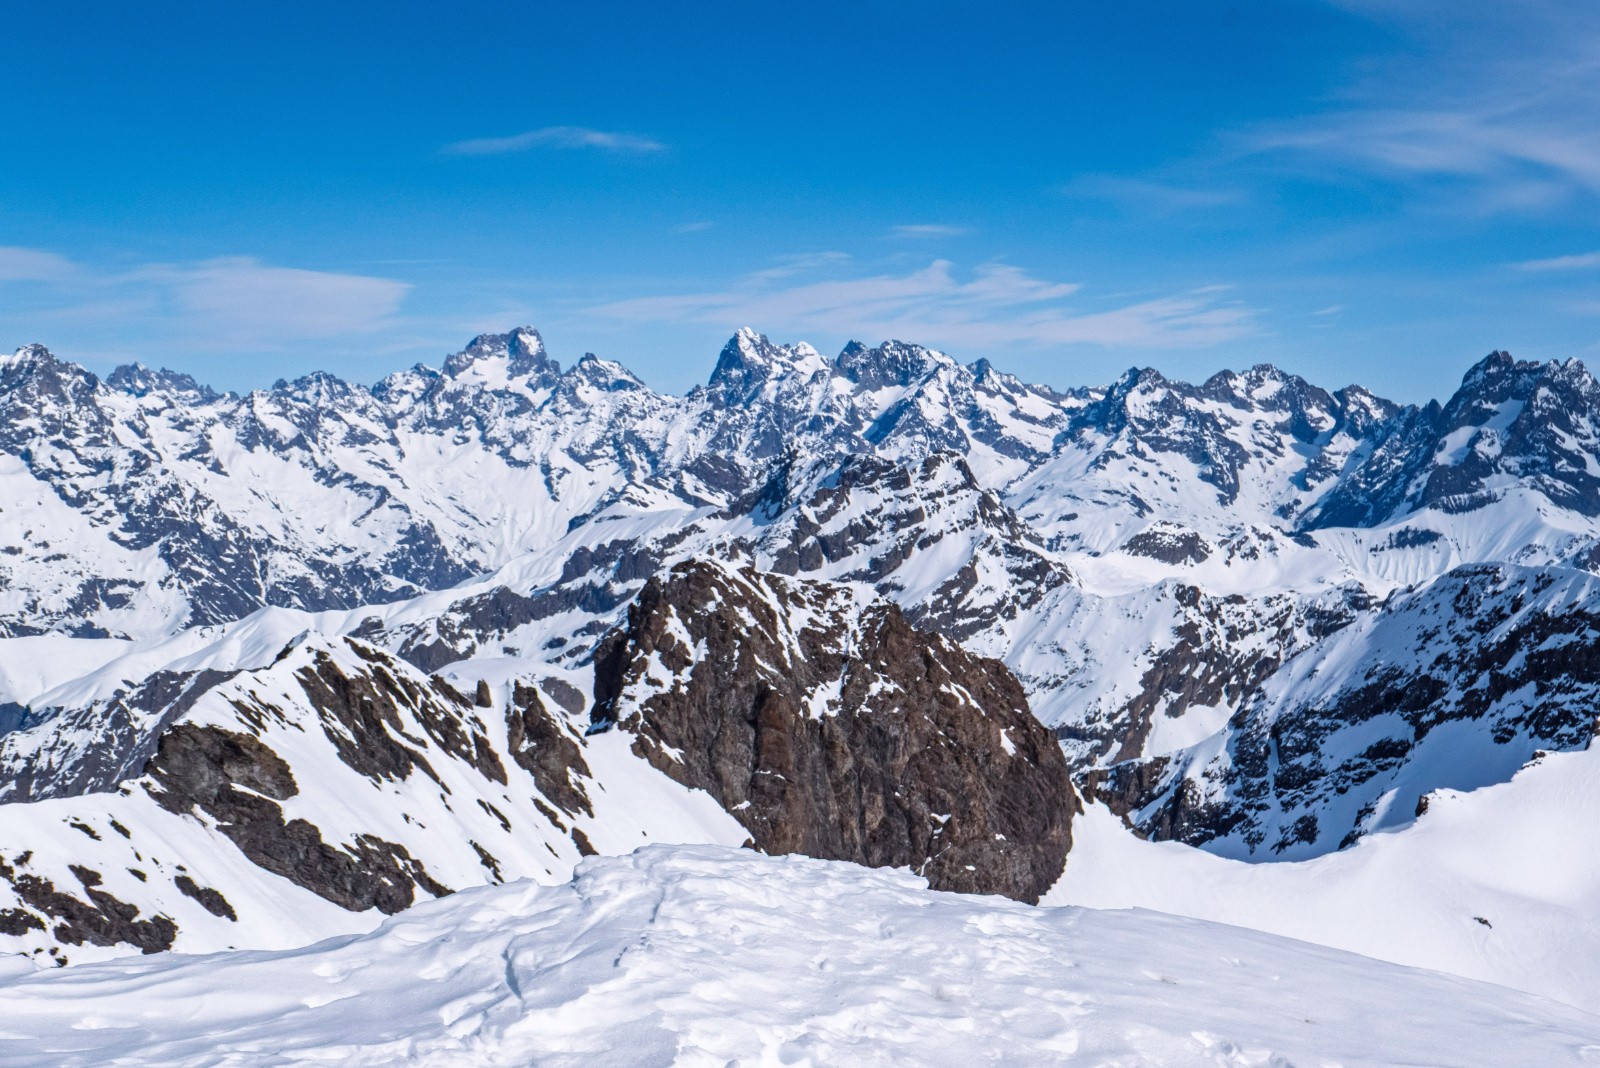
[293, 644, 504, 790]
[0, 669, 238, 803]
[591, 560, 1076, 902]
[0, 854, 175, 956]
[505, 682, 593, 818]
[1085, 565, 1600, 858]
[173, 874, 237, 921]
[144, 722, 449, 915]
[1122, 526, 1211, 565]
[134, 642, 506, 917]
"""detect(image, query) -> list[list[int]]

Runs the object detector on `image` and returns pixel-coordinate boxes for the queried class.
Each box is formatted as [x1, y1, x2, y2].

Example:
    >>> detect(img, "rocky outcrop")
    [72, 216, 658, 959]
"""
[0, 853, 175, 958]
[144, 722, 451, 915]
[1085, 565, 1600, 858]
[591, 560, 1076, 902]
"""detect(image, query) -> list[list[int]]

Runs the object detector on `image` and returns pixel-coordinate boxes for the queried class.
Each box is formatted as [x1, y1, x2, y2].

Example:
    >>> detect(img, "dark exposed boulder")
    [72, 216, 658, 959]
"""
[591, 560, 1076, 902]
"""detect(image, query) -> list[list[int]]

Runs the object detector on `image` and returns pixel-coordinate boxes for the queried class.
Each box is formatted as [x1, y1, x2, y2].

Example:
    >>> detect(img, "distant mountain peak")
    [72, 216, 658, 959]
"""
[106, 363, 218, 401]
[708, 329, 826, 394]
[834, 338, 955, 390]
[6, 343, 54, 364]
[0, 342, 100, 396]
[443, 327, 558, 380]
[568, 352, 645, 391]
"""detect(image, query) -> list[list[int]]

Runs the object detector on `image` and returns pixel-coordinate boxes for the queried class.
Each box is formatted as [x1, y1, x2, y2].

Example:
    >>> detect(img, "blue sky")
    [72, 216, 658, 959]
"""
[4, 0, 1600, 402]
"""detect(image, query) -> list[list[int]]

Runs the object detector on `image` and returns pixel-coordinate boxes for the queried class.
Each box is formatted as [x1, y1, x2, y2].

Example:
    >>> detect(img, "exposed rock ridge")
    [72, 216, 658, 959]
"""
[590, 559, 1076, 902]
[1084, 564, 1600, 859]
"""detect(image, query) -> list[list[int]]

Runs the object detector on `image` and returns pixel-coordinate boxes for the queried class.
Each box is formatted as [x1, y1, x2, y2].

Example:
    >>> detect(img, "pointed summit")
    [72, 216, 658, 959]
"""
[107, 363, 217, 401]
[708, 328, 825, 395]
[2, 343, 64, 371]
[443, 327, 559, 380]
[566, 352, 645, 392]
[0, 343, 100, 398]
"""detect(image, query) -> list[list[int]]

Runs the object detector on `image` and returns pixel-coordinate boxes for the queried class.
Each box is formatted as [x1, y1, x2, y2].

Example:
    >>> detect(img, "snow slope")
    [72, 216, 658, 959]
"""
[2, 845, 1597, 1068]
[1052, 741, 1600, 1015]
[0, 632, 748, 966]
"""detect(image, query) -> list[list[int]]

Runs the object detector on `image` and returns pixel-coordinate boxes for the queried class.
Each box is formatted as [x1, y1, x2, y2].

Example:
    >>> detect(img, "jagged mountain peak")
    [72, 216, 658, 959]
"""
[4, 343, 57, 366]
[105, 363, 219, 401]
[0, 343, 101, 400]
[1111, 365, 1173, 391]
[1454, 348, 1597, 400]
[566, 352, 645, 391]
[270, 368, 364, 403]
[1457, 348, 1529, 389]
[834, 338, 957, 391]
[442, 327, 559, 381]
[707, 328, 827, 394]
[1202, 362, 1319, 400]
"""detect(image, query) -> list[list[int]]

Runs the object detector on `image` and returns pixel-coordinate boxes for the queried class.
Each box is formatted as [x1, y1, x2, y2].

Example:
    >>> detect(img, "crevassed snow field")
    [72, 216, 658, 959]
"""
[2, 846, 1597, 1068]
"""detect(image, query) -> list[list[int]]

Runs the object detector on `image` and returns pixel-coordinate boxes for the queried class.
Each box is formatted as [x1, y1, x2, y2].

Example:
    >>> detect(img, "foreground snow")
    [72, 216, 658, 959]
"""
[2, 847, 1597, 1067]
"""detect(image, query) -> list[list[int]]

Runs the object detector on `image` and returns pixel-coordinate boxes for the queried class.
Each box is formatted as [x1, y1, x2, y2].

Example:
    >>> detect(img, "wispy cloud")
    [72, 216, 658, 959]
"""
[442, 126, 666, 156]
[674, 221, 715, 234]
[1064, 175, 1241, 212]
[888, 224, 972, 238]
[1239, 6, 1600, 212]
[745, 251, 853, 284]
[0, 247, 411, 351]
[1510, 250, 1600, 271]
[0, 246, 79, 282]
[592, 259, 1254, 350]
[1312, 304, 1345, 316]
[146, 258, 411, 342]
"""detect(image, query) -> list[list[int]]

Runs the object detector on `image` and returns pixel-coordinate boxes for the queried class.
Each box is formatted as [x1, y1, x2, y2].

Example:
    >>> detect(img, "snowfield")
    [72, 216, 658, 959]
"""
[1052, 740, 1600, 1016]
[2, 846, 1598, 1068]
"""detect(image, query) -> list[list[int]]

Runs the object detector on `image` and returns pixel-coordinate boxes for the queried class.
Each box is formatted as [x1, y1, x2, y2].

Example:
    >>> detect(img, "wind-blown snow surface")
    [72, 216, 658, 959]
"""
[3, 846, 1597, 1068]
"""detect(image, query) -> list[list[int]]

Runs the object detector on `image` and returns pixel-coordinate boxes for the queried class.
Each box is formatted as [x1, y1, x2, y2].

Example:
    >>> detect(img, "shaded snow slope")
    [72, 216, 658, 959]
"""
[1084, 563, 1600, 858]
[3, 845, 1597, 1068]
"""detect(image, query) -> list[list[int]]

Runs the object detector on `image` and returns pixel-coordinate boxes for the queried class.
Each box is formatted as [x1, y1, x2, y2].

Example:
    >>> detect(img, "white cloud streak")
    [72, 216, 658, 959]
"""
[592, 260, 1255, 350]
[888, 225, 972, 238]
[0, 246, 79, 282]
[158, 258, 410, 341]
[1063, 175, 1242, 212]
[0, 247, 411, 349]
[1510, 251, 1600, 271]
[1242, 6, 1600, 211]
[443, 126, 666, 156]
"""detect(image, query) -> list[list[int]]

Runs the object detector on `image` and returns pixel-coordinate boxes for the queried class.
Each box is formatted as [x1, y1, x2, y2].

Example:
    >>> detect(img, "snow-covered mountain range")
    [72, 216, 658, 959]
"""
[7, 326, 1600, 1026]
